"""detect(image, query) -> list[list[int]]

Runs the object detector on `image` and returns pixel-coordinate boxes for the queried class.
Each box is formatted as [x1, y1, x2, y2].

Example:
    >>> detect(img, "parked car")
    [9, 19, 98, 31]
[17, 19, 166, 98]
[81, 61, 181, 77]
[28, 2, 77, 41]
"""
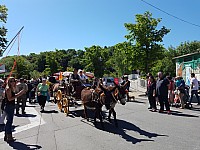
[103, 77, 114, 87]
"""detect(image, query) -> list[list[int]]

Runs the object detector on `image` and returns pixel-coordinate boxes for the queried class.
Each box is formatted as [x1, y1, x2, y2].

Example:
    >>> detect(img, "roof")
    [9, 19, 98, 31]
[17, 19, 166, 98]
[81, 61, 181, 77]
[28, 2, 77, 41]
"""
[173, 50, 200, 60]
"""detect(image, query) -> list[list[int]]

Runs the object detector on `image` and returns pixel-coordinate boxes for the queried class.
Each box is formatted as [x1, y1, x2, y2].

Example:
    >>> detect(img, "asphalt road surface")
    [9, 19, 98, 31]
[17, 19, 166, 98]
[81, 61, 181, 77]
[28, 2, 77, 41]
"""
[0, 93, 200, 150]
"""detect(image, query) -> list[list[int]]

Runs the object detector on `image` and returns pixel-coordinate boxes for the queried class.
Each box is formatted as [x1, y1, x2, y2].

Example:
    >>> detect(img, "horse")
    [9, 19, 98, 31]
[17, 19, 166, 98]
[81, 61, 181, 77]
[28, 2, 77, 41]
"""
[99, 82, 129, 127]
[81, 81, 129, 128]
[81, 87, 101, 124]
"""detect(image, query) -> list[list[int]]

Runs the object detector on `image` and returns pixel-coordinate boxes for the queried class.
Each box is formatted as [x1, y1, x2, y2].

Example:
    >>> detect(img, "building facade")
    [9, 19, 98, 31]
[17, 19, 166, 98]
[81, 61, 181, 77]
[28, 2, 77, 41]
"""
[174, 51, 200, 85]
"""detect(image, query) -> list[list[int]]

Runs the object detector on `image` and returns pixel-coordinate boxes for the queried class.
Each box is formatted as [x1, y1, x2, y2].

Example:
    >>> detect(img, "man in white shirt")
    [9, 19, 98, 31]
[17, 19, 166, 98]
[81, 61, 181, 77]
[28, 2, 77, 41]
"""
[189, 73, 200, 105]
[79, 70, 87, 84]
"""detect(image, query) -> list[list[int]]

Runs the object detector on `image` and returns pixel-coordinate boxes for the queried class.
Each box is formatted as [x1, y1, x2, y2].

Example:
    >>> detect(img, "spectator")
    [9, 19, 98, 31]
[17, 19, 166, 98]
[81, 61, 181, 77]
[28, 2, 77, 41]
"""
[4, 77, 25, 142]
[156, 72, 170, 114]
[175, 76, 185, 108]
[121, 75, 130, 91]
[147, 76, 157, 111]
[36, 78, 50, 112]
[167, 76, 175, 105]
[189, 73, 200, 105]
[16, 78, 28, 114]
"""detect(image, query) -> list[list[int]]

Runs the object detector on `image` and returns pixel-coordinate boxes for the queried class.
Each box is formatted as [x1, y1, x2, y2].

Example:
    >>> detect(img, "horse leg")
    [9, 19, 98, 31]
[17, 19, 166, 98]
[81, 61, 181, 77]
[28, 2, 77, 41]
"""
[108, 109, 112, 122]
[112, 108, 118, 127]
[84, 105, 89, 121]
[99, 109, 104, 129]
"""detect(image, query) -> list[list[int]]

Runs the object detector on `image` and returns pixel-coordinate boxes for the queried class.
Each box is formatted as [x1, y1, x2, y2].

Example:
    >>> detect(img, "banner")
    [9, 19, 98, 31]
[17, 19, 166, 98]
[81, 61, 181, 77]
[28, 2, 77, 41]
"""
[0, 64, 5, 73]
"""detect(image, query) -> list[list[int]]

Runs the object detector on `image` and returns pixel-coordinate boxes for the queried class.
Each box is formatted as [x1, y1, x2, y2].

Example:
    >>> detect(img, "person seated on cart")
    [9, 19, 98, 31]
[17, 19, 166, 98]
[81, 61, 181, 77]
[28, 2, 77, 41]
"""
[69, 68, 81, 96]
[79, 70, 87, 84]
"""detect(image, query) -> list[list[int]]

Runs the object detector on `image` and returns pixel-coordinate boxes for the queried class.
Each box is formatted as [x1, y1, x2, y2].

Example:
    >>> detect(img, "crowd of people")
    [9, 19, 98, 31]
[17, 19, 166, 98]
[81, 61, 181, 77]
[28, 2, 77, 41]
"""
[146, 72, 200, 114]
[0, 69, 199, 142]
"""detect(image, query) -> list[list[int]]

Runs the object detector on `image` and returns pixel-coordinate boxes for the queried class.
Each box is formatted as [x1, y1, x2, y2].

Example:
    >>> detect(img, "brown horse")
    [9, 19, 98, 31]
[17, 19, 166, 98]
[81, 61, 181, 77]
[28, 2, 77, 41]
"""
[81, 87, 101, 124]
[99, 82, 129, 127]
[81, 81, 129, 128]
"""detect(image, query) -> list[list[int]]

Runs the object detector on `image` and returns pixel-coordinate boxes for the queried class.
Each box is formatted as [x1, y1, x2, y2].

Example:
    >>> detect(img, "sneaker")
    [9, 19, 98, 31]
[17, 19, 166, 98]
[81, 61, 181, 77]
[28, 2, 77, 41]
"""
[152, 109, 157, 112]
[158, 110, 164, 113]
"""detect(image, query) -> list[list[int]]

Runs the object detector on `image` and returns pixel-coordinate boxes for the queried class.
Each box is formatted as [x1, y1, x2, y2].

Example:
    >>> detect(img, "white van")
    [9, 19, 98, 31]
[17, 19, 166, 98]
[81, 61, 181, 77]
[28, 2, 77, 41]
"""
[103, 77, 114, 87]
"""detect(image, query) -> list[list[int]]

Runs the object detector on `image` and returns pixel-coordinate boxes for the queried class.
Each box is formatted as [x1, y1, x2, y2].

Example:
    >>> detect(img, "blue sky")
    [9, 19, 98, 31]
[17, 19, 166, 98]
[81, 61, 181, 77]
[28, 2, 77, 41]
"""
[1, 0, 200, 56]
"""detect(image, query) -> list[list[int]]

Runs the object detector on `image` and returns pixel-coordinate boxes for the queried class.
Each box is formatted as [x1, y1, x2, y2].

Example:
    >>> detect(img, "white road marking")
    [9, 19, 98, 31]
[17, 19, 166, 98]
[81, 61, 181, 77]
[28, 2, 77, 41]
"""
[0, 106, 45, 139]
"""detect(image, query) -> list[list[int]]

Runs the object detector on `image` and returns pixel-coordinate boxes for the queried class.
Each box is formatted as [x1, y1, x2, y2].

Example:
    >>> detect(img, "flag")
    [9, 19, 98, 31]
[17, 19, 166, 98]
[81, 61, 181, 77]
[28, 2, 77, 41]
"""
[58, 72, 63, 81]
[0, 64, 6, 73]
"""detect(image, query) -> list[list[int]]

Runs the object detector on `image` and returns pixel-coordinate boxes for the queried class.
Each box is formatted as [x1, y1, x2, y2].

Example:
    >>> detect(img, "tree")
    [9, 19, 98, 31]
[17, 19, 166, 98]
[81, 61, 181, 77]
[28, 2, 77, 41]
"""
[14, 56, 33, 79]
[84, 45, 105, 77]
[44, 52, 60, 75]
[0, 5, 8, 56]
[124, 11, 170, 74]
[175, 41, 200, 56]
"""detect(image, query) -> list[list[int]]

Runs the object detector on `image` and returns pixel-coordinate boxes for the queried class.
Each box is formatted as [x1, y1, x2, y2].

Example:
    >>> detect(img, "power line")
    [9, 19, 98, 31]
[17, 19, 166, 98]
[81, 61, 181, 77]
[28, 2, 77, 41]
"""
[140, 0, 200, 28]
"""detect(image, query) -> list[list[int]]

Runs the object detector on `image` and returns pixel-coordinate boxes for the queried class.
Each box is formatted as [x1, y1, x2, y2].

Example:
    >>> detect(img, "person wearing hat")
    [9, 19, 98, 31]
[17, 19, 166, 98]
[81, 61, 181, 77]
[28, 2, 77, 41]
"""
[16, 78, 28, 114]
[36, 78, 50, 112]
[0, 79, 6, 125]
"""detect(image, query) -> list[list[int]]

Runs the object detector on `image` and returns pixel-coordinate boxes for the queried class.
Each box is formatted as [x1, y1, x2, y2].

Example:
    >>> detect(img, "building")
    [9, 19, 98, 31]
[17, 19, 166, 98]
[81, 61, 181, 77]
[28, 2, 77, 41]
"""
[173, 50, 200, 85]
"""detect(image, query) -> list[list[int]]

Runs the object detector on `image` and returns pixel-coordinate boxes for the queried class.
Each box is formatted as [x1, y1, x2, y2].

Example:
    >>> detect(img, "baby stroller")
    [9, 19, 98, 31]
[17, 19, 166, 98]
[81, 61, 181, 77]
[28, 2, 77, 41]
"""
[173, 85, 191, 108]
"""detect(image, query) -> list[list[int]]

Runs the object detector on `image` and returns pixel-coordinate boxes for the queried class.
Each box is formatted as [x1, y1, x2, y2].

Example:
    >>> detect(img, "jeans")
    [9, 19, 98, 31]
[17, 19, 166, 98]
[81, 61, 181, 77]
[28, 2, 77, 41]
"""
[5, 104, 15, 134]
[189, 90, 200, 104]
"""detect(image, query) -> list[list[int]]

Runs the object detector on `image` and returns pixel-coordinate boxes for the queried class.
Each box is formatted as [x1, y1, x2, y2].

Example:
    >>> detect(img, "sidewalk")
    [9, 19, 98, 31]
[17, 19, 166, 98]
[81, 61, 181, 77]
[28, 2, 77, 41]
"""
[129, 79, 148, 101]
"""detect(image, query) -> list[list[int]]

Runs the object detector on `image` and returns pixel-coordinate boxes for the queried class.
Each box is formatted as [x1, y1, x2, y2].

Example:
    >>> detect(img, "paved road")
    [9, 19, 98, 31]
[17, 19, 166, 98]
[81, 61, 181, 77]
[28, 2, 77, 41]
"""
[0, 92, 200, 150]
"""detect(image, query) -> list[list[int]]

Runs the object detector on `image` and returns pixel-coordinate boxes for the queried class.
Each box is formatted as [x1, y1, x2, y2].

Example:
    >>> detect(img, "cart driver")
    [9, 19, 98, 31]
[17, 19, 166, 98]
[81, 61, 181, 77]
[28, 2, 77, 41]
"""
[69, 68, 80, 95]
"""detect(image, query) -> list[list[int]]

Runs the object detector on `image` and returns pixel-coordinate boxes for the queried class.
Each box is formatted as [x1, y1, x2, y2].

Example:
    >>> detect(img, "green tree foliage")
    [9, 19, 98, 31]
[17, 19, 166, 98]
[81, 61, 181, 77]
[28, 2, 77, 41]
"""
[0, 5, 8, 56]
[124, 11, 170, 74]
[83, 45, 106, 78]
[175, 41, 200, 56]
[14, 56, 33, 79]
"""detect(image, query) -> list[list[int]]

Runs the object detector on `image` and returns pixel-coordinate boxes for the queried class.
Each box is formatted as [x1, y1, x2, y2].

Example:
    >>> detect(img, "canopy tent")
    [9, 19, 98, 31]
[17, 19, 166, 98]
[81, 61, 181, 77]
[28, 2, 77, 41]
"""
[53, 71, 94, 78]
[85, 72, 94, 78]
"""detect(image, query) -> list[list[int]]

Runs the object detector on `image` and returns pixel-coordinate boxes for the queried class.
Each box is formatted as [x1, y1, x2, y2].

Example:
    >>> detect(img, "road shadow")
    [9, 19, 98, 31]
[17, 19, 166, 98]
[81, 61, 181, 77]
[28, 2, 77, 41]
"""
[67, 109, 91, 118]
[190, 106, 200, 112]
[25, 105, 36, 108]
[127, 100, 146, 104]
[0, 125, 19, 132]
[170, 110, 199, 118]
[8, 141, 42, 150]
[15, 114, 37, 118]
[138, 94, 147, 97]
[94, 119, 167, 144]
[41, 110, 59, 114]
